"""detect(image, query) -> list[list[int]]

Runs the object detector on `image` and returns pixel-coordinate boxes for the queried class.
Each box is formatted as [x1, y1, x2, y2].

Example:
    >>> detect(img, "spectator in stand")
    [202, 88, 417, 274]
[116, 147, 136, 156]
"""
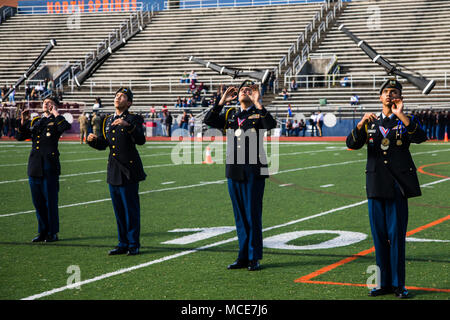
[47, 79, 54, 96]
[3, 112, 9, 137]
[149, 106, 158, 130]
[182, 97, 188, 109]
[78, 112, 89, 144]
[1, 85, 7, 100]
[292, 119, 299, 136]
[181, 71, 189, 84]
[290, 79, 298, 91]
[268, 72, 276, 92]
[0, 113, 3, 139]
[299, 118, 307, 137]
[91, 112, 102, 137]
[281, 88, 290, 100]
[310, 112, 317, 137]
[25, 84, 32, 105]
[188, 70, 198, 84]
[437, 110, 446, 140]
[424, 109, 431, 138]
[317, 111, 324, 137]
[93, 97, 102, 112]
[180, 110, 189, 131]
[350, 94, 360, 106]
[8, 85, 15, 104]
[165, 111, 173, 137]
[419, 110, 426, 130]
[188, 80, 196, 94]
[197, 82, 206, 96]
[285, 119, 293, 136]
[446, 110, 450, 138]
[174, 97, 182, 108]
[340, 76, 349, 87]
[9, 114, 17, 138]
[431, 110, 437, 140]
[201, 97, 209, 109]
[189, 113, 195, 137]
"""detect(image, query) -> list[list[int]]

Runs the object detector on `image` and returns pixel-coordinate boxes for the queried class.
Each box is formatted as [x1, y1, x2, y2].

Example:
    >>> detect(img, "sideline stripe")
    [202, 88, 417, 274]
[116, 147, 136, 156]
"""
[295, 215, 450, 293]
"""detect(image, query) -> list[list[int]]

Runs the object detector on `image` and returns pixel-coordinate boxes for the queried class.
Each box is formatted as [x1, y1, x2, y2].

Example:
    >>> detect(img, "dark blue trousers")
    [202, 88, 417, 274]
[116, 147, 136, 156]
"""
[109, 183, 141, 249]
[227, 173, 265, 261]
[368, 184, 408, 289]
[28, 173, 60, 236]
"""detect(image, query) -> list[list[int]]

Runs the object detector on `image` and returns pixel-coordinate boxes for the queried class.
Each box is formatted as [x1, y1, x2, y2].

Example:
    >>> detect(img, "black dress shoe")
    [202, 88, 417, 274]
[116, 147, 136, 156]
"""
[227, 259, 248, 270]
[108, 247, 128, 255]
[368, 287, 394, 297]
[394, 287, 410, 299]
[127, 248, 140, 256]
[31, 234, 46, 242]
[45, 234, 59, 242]
[248, 260, 261, 271]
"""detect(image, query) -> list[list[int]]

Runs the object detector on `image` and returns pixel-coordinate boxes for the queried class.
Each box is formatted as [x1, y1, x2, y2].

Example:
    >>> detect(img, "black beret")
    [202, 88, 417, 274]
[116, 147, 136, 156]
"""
[115, 87, 133, 102]
[379, 78, 402, 95]
[238, 79, 255, 92]
[44, 95, 60, 106]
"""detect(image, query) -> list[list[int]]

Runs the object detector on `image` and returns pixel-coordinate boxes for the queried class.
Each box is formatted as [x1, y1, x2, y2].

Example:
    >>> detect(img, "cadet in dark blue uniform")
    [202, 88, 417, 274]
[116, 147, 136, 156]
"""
[204, 80, 277, 271]
[16, 96, 71, 242]
[87, 87, 146, 256]
[346, 79, 427, 298]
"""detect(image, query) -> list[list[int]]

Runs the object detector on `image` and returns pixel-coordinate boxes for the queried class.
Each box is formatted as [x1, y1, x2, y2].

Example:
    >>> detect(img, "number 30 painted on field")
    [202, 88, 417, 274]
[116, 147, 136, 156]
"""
[162, 227, 367, 250]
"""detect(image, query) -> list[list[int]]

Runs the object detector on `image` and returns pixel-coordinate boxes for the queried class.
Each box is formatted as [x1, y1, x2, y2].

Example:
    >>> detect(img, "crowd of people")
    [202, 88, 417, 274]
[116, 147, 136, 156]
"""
[411, 109, 449, 140]
[285, 111, 324, 137]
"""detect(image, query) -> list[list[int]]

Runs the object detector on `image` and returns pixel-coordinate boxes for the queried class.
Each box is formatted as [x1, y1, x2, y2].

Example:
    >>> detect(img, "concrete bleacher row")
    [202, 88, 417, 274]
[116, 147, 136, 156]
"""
[271, 0, 450, 116]
[59, 3, 326, 112]
[0, 11, 137, 82]
[2, 0, 449, 123]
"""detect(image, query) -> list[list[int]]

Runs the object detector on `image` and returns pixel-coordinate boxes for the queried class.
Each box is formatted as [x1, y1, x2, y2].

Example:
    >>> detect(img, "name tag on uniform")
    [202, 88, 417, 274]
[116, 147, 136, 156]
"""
[368, 129, 376, 133]
[248, 114, 260, 119]
[47, 122, 54, 126]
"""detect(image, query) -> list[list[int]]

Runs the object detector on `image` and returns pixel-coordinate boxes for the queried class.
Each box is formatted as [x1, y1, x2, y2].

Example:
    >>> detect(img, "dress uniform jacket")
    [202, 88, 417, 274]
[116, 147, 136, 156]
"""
[204, 100, 277, 181]
[16, 115, 71, 177]
[346, 114, 427, 199]
[88, 110, 146, 186]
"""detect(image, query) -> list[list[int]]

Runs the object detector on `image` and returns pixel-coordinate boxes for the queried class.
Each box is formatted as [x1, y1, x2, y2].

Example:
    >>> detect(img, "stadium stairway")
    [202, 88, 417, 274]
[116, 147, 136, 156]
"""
[0, 10, 140, 89]
[271, 0, 450, 119]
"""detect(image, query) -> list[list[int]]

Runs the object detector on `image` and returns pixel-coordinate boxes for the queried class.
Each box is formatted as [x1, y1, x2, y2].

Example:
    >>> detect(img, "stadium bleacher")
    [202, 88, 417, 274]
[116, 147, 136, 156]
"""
[274, 0, 450, 118]
[1, 0, 449, 128]
[63, 2, 326, 113]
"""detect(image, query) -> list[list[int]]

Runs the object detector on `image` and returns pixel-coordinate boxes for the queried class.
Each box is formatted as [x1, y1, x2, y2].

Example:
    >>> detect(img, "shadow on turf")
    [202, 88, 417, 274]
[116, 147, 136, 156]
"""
[1, 240, 448, 266]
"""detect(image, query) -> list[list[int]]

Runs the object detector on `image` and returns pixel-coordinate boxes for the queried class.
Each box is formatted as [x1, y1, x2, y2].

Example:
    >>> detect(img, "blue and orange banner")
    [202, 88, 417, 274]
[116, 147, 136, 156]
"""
[17, 0, 163, 14]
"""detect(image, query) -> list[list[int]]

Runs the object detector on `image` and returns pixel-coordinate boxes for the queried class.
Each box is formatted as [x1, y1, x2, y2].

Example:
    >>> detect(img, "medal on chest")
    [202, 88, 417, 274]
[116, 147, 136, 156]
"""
[395, 120, 405, 146]
[379, 126, 390, 150]
[235, 117, 246, 137]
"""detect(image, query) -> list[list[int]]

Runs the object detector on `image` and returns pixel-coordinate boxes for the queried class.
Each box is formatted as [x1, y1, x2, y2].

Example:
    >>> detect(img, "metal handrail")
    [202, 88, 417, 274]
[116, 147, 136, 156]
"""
[164, 0, 327, 10]
[284, 71, 450, 90]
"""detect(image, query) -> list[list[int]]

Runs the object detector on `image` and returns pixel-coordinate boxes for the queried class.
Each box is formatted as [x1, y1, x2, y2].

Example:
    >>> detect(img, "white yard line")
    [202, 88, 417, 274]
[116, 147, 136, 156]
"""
[20, 199, 369, 300]
[22, 169, 449, 301]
